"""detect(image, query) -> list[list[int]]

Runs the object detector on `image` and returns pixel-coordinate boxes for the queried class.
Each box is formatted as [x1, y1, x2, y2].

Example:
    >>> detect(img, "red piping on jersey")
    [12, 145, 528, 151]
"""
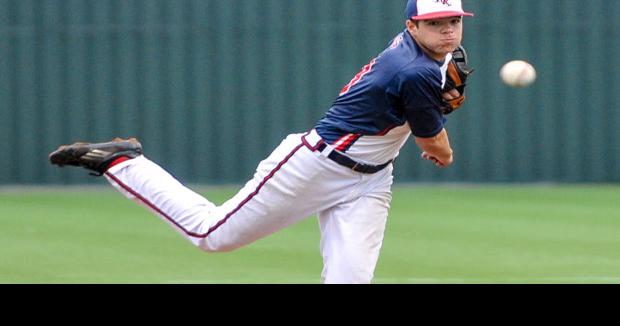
[333, 134, 350, 147]
[329, 124, 398, 153]
[104, 143, 305, 239]
[339, 58, 377, 96]
[335, 134, 361, 152]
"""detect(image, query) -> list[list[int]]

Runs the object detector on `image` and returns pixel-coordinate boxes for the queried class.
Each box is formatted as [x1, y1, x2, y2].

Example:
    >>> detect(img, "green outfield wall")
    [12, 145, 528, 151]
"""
[1, 0, 618, 184]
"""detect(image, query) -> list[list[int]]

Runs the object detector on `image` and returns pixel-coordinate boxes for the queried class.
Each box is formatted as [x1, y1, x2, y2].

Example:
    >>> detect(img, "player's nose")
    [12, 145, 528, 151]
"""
[442, 25, 455, 34]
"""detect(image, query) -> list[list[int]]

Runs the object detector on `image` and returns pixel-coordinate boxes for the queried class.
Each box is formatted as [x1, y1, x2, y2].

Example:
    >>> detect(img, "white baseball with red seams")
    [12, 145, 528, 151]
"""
[500, 60, 537, 88]
[104, 129, 393, 284]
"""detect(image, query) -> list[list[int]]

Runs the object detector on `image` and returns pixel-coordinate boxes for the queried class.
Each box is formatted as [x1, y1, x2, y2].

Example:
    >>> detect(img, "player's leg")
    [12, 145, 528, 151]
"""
[49, 137, 219, 248]
[317, 176, 393, 284]
[102, 134, 310, 251]
[103, 133, 358, 253]
[104, 155, 218, 249]
[183, 133, 364, 252]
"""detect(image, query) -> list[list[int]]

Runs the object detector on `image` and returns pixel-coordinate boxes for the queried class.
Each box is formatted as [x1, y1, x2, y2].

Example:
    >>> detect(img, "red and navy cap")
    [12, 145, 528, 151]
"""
[406, 0, 474, 21]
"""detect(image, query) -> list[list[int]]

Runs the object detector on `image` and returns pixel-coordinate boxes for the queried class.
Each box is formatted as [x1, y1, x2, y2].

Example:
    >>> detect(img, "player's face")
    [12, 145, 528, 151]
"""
[408, 17, 463, 61]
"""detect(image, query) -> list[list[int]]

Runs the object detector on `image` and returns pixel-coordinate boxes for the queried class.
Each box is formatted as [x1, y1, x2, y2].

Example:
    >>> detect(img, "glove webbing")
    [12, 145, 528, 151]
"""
[444, 62, 466, 110]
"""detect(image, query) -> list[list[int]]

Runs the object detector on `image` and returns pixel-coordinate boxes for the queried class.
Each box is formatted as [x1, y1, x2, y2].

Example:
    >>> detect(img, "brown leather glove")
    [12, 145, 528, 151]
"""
[441, 46, 474, 115]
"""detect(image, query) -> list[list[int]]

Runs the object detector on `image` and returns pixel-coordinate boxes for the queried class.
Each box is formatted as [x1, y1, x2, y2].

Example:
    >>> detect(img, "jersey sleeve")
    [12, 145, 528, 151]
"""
[399, 67, 446, 138]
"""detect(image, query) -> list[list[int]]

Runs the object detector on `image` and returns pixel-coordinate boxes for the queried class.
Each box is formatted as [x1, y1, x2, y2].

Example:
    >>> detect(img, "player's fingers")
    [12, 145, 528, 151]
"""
[442, 89, 460, 101]
[422, 152, 446, 167]
[421, 152, 435, 162]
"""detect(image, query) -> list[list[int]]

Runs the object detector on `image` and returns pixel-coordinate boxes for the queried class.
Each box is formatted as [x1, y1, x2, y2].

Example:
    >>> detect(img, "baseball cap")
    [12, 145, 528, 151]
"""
[406, 0, 474, 21]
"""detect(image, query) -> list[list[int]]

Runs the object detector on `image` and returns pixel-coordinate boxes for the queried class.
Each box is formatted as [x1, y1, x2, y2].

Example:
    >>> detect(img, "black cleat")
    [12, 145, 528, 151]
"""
[49, 138, 143, 176]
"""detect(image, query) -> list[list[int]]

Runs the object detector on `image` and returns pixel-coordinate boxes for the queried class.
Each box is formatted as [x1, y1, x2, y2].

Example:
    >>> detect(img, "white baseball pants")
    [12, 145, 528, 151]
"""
[104, 130, 394, 284]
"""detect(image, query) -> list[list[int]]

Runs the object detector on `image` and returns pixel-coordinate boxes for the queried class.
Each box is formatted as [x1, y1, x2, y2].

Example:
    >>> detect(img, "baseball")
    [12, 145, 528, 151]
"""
[500, 60, 537, 88]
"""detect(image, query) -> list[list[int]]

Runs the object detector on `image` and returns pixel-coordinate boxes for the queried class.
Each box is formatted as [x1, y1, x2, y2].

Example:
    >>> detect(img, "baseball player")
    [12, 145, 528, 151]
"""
[49, 0, 474, 284]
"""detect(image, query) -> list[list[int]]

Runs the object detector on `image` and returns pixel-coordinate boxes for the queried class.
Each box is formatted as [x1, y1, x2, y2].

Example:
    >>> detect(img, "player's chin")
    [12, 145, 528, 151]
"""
[438, 43, 460, 54]
[430, 45, 458, 58]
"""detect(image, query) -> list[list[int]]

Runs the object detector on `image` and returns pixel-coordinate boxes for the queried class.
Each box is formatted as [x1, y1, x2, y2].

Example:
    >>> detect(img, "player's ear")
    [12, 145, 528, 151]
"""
[406, 19, 418, 35]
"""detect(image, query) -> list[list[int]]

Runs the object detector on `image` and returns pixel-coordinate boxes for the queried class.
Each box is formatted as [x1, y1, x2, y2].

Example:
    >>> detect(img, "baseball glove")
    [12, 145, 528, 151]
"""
[441, 46, 474, 115]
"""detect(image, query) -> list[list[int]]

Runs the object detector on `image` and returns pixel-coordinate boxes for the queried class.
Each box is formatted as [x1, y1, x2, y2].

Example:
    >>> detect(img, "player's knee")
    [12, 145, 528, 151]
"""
[195, 239, 239, 253]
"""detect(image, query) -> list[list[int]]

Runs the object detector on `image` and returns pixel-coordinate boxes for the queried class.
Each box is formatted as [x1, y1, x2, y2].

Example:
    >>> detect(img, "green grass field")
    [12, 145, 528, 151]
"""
[1, 184, 619, 284]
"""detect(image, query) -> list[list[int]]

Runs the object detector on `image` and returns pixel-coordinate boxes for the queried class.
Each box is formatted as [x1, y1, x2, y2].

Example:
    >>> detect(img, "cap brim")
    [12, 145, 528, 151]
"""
[411, 11, 474, 20]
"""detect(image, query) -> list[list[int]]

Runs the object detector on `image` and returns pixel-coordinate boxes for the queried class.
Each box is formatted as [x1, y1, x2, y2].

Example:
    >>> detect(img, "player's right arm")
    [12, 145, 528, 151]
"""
[400, 68, 455, 168]
[414, 128, 453, 168]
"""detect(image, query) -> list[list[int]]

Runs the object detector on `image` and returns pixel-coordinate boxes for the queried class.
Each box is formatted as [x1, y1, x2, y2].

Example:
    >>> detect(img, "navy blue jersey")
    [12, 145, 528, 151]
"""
[314, 30, 451, 164]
